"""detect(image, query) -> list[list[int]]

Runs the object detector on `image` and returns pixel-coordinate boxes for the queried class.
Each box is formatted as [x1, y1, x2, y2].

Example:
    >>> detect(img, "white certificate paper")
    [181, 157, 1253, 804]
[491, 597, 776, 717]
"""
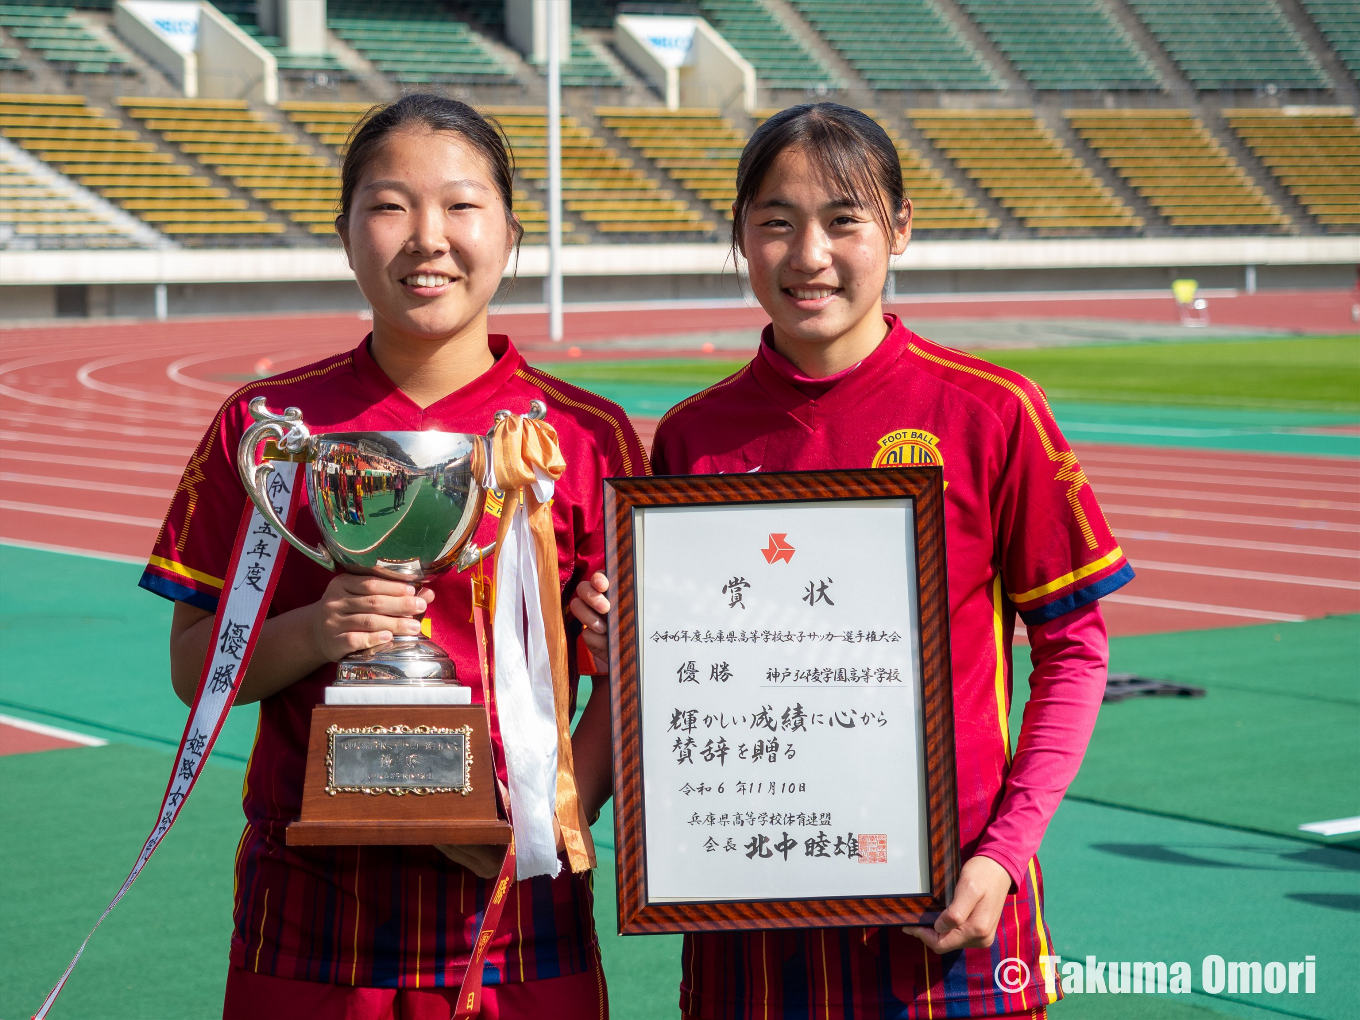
[636, 499, 930, 903]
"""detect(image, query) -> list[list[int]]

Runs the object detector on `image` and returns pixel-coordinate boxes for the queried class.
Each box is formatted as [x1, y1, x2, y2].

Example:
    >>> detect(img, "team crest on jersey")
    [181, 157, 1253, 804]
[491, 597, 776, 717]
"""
[871, 428, 944, 469]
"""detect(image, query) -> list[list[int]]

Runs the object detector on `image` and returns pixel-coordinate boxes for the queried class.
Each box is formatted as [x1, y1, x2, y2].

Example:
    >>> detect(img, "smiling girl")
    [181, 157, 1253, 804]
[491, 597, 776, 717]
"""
[140, 94, 640, 1019]
[647, 103, 1134, 1019]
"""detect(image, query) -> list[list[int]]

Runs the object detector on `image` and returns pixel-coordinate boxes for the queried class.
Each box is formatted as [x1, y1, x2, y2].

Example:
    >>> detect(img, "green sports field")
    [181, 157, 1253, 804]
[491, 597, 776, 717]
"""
[2, 334, 1358, 1019]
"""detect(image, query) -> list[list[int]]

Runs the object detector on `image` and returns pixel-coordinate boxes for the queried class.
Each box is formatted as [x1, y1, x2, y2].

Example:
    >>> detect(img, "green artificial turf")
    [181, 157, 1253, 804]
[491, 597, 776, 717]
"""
[1010, 615, 1360, 847]
[979, 337, 1360, 413]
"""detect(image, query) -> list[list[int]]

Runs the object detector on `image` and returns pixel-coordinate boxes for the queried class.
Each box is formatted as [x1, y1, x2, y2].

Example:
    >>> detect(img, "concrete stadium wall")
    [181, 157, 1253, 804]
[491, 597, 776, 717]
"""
[2, 238, 1356, 321]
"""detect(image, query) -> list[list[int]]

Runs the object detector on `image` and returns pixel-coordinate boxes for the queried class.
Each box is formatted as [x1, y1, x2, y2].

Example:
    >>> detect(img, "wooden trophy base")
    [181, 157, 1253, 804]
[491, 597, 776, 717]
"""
[287, 704, 513, 847]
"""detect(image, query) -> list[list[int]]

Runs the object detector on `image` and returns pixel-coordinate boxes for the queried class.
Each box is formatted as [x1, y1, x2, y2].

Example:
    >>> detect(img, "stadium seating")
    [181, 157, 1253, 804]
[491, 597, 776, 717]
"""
[957, 0, 1160, 90]
[597, 107, 743, 219]
[0, 4, 130, 75]
[0, 92, 282, 238]
[1224, 107, 1360, 230]
[1302, 1, 1360, 82]
[695, 0, 839, 91]
[117, 96, 332, 234]
[909, 108, 1142, 232]
[327, 0, 513, 85]
[211, 0, 353, 81]
[791, 0, 999, 91]
[1125, 0, 1328, 90]
[279, 100, 563, 240]
[0, 144, 144, 247]
[486, 106, 709, 236]
[748, 107, 998, 232]
[1067, 109, 1287, 229]
[451, 2, 624, 88]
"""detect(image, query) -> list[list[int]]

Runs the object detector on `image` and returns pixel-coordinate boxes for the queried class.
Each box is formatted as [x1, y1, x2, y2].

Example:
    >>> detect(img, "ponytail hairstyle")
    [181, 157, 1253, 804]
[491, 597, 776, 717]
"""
[731, 103, 906, 261]
[336, 93, 524, 251]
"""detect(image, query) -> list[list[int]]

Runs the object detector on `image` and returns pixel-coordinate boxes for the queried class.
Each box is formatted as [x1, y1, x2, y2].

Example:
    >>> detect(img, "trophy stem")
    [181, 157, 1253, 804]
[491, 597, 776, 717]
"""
[334, 626, 460, 686]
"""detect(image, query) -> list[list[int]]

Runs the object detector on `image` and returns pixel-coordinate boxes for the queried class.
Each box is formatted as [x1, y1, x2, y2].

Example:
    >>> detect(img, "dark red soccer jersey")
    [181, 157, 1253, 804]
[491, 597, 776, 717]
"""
[141, 335, 648, 989]
[652, 316, 1132, 1019]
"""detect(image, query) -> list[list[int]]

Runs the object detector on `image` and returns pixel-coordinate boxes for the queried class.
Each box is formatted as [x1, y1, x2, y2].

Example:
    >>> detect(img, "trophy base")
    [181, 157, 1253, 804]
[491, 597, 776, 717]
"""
[334, 635, 459, 685]
[287, 706, 511, 847]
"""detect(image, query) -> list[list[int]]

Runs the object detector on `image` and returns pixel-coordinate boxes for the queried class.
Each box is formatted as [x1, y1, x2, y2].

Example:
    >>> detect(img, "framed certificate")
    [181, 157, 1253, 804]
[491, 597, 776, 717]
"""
[604, 468, 959, 934]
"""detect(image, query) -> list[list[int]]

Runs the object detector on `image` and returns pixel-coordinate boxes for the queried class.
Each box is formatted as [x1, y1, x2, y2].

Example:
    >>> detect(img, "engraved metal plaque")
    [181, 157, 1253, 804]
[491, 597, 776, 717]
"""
[325, 724, 472, 796]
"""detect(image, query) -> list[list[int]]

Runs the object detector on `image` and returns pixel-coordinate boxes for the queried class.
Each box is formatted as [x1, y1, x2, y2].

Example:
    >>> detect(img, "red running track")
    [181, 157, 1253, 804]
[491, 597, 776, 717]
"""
[2, 313, 1356, 638]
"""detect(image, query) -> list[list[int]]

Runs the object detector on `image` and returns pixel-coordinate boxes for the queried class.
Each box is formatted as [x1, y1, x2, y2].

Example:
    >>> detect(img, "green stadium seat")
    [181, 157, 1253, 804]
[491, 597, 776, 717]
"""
[1126, 0, 1328, 89]
[695, 0, 839, 91]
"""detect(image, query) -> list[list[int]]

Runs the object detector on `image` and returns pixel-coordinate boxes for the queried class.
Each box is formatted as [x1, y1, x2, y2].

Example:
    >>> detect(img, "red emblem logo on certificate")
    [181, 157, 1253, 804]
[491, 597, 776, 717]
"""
[761, 533, 795, 564]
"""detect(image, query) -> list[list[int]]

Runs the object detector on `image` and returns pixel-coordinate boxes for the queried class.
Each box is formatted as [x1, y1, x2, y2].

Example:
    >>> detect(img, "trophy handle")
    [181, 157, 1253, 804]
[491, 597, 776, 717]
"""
[236, 398, 335, 572]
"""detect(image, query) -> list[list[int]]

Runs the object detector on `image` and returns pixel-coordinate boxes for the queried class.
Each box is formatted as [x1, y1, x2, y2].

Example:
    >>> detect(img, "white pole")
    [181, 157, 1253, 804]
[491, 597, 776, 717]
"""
[546, 0, 564, 342]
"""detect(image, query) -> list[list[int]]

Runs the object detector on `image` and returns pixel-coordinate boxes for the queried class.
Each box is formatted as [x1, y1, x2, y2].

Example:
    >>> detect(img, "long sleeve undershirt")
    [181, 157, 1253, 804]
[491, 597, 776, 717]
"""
[972, 602, 1108, 886]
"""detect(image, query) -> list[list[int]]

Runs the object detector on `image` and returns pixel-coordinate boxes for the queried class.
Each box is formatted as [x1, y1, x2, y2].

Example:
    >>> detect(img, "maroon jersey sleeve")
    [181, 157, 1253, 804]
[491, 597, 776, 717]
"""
[994, 379, 1132, 624]
[139, 394, 253, 613]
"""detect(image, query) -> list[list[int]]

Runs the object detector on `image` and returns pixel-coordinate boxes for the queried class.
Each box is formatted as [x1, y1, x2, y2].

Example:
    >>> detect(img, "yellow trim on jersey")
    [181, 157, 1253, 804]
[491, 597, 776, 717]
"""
[655, 364, 750, 430]
[992, 575, 1012, 764]
[148, 554, 225, 589]
[515, 366, 648, 477]
[1008, 547, 1124, 605]
[1029, 858, 1059, 1004]
[909, 344, 1098, 551]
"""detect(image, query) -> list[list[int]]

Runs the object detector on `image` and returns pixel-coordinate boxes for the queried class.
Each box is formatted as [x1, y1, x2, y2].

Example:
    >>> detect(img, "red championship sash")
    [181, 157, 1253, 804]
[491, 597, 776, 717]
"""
[33, 464, 304, 1019]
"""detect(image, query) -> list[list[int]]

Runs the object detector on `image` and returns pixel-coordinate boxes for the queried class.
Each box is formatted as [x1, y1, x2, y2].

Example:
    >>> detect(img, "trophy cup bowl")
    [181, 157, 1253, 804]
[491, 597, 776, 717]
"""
[237, 398, 504, 687]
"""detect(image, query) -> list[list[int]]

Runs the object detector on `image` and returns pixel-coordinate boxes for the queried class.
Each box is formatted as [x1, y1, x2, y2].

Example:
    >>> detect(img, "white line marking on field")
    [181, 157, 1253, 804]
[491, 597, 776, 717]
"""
[0, 449, 182, 475]
[1102, 594, 1307, 622]
[0, 472, 173, 499]
[1132, 560, 1360, 589]
[0, 538, 144, 564]
[1086, 465, 1360, 494]
[1298, 817, 1360, 837]
[1096, 484, 1360, 513]
[1104, 504, 1360, 533]
[0, 714, 107, 747]
[0, 500, 162, 527]
[1117, 529, 1360, 559]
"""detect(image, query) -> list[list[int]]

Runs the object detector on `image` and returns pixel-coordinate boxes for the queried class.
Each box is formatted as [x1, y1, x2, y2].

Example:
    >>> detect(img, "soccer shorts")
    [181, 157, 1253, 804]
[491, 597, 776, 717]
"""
[223, 957, 608, 1020]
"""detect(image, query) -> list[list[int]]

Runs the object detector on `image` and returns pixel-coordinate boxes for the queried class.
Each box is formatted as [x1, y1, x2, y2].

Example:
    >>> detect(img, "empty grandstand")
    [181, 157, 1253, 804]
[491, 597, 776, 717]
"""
[598, 107, 743, 220]
[118, 96, 335, 235]
[0, 4, 130, 75]
[791, 0, 1000, 91]
[695, 0, 840, 92]
[1302, 0, 1360, 83]
[1225, 107, 1360, 230]
[958, 0, 1159, 90]
[1126, 0, 1328, 90]
[213, 0, 353, 81]
[0, 92, 283, 240]
[328, 0, 513, 85]
[1068, 109, 1288, 230]
[910, 108, 1142, 233]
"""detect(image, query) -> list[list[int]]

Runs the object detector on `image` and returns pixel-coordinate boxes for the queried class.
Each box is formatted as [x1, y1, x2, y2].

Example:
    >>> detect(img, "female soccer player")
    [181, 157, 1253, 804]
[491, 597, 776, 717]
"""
[650, 104, 1133, 1018]
[140, 94, 644, 1019]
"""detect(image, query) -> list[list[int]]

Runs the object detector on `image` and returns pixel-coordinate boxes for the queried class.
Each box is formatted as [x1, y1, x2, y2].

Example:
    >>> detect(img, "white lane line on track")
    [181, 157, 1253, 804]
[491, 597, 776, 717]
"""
[1094, 483, 1360, 513]
[0, 472, 173, 499]
[1131, 559, 1360, 590]
[0, 430, 193, 458]
[1103, 504, 1360, 533]
[166, 351, 241, 395]
[1086, 465, 1360, 494]
[0, 537, 145, 564]
[0, 380, 175, 421]
[1101, 594, 1307, 623]
[2, 412, 205, 442]
[0, 499, 162, 527]
[0, 713, 108, 747]
[0, 449, 182, 475]
[1117, 529, 1360, 559]
[1076, 449, 1358, 477]
[76, 351, 219, 410]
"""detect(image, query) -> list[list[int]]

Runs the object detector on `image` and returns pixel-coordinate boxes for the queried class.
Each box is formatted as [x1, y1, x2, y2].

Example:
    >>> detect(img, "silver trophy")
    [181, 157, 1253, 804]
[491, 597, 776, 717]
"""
[237, 397, 541, 686]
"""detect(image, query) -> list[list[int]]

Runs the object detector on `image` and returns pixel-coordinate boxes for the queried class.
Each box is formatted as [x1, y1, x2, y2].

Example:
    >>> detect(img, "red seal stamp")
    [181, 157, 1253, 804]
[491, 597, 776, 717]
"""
[857, 833, 887, 863]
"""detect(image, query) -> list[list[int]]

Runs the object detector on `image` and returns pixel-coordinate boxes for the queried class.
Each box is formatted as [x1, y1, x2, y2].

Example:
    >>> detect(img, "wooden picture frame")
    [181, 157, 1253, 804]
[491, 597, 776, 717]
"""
[605, 468, 958, 935]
